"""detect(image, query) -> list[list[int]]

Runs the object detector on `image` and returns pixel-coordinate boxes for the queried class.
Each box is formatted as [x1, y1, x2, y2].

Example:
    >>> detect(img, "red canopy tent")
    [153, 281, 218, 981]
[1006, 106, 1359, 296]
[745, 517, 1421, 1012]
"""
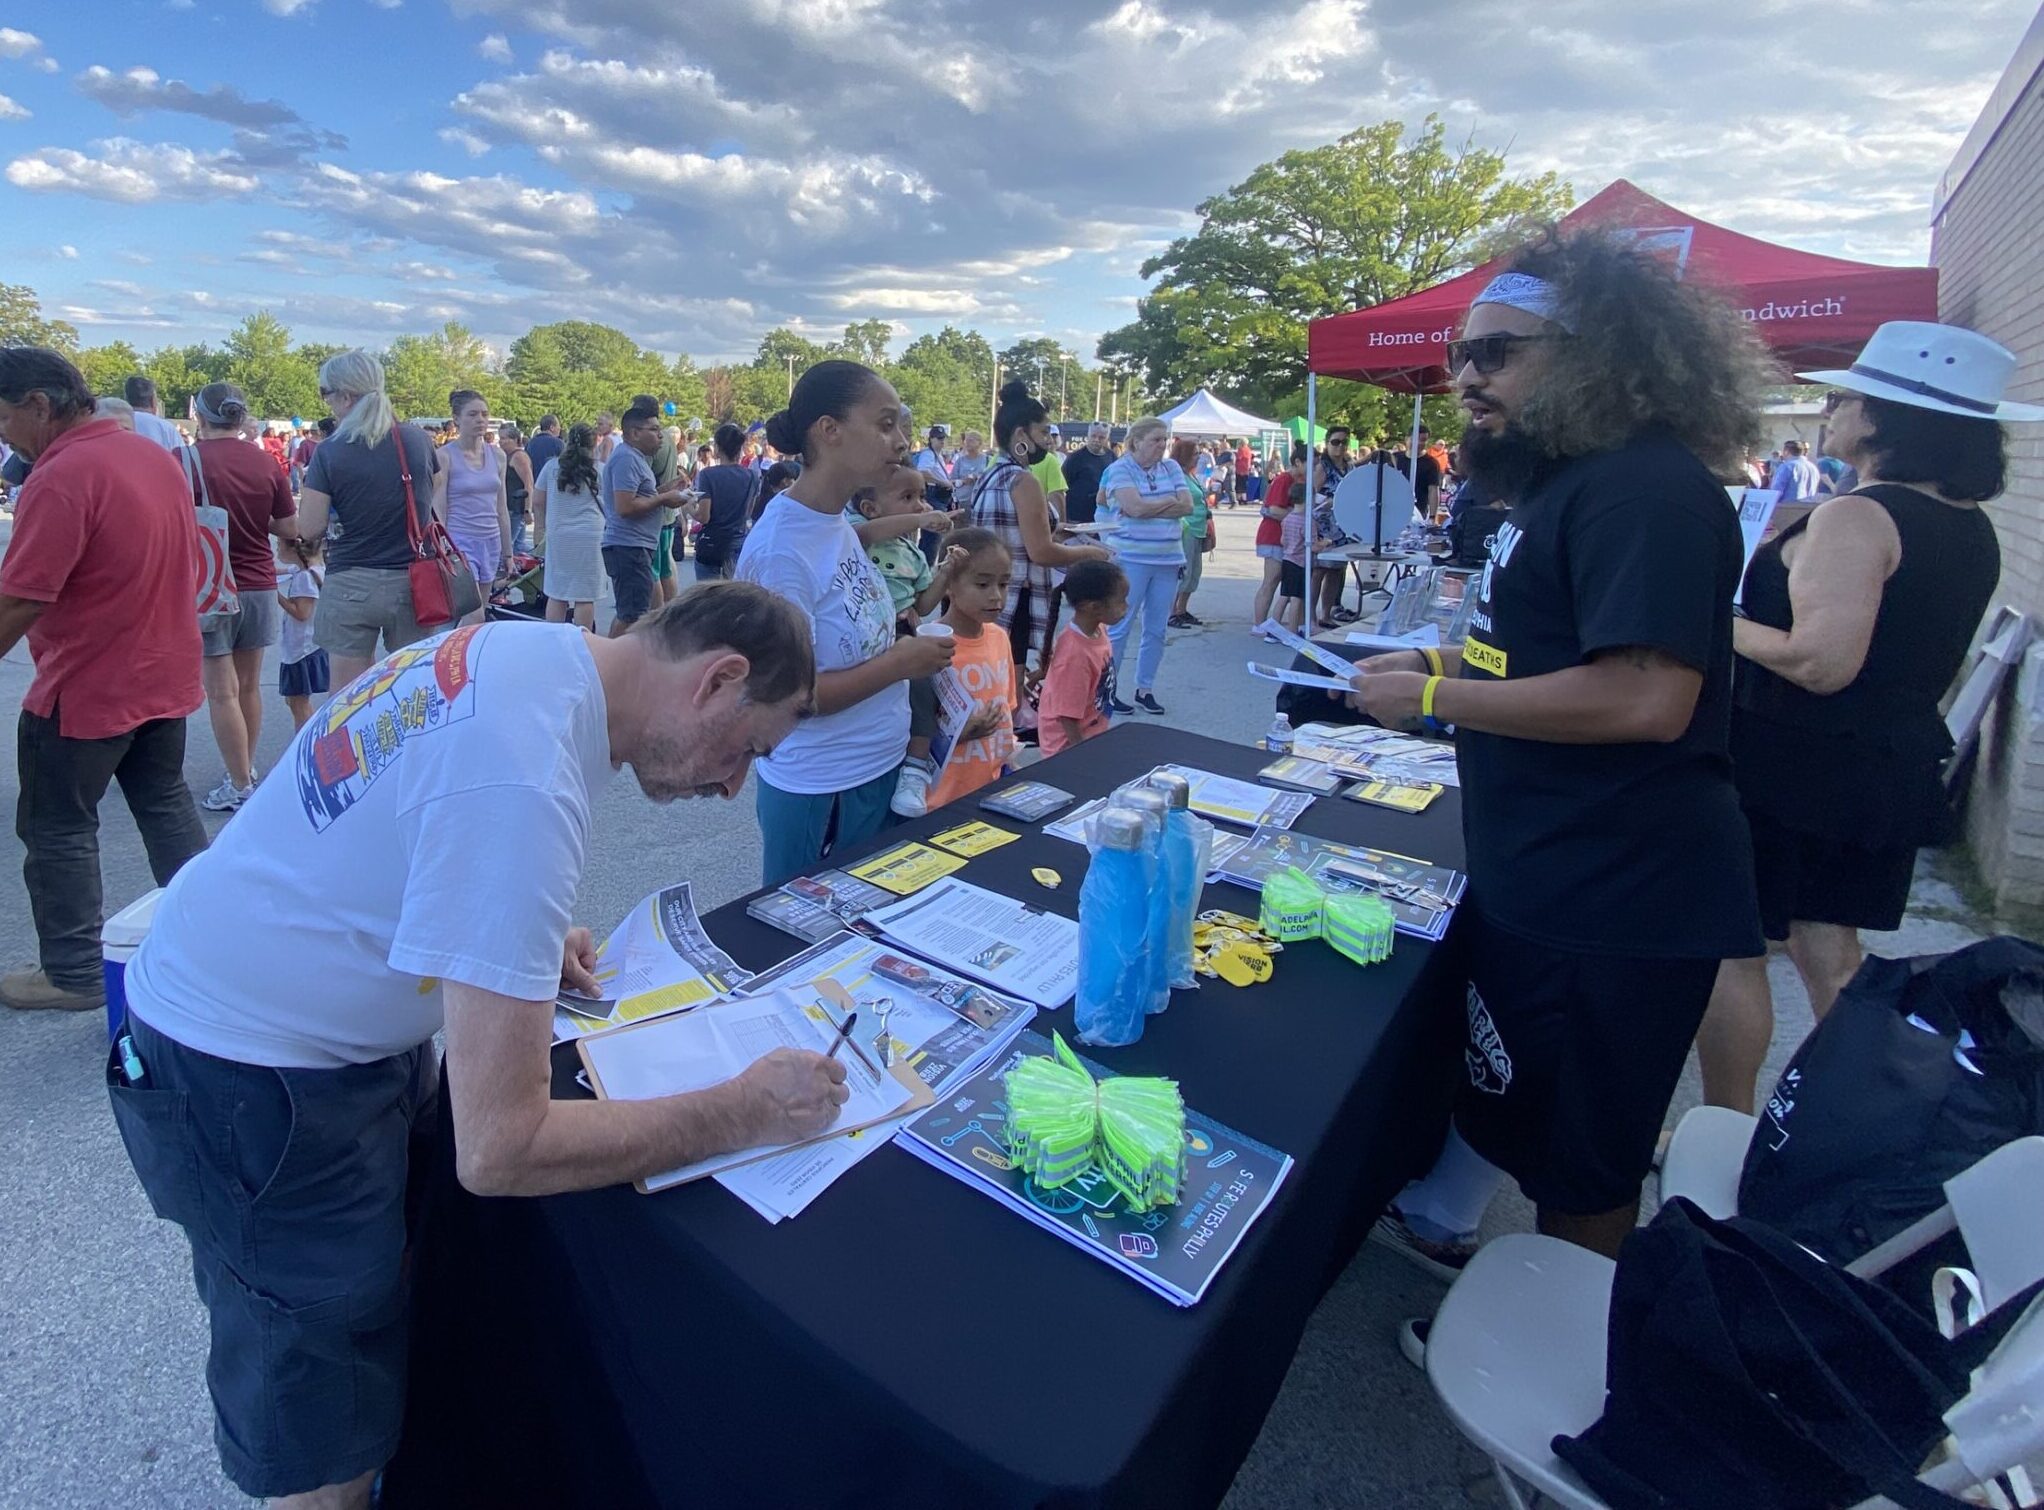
[1306, 178, 1940, 392]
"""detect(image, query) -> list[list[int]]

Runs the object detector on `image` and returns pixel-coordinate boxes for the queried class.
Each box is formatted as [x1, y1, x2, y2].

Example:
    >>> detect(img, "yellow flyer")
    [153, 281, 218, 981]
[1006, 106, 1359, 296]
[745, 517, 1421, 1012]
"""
[927, 821, 1019, 858]
[848, 842, 967, 895]
[1345, 779, 1444, 814]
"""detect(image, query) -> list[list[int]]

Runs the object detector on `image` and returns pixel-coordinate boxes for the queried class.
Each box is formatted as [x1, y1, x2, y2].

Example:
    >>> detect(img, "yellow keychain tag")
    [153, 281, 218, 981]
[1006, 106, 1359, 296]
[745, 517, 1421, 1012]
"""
[1031, 867, 1062, 890]
[1213, 946, 1259, 988]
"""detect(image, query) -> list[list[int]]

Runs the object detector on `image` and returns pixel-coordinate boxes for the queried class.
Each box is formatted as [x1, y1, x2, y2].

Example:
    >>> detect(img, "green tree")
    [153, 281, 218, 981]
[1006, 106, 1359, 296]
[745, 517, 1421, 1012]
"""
[503, 320, 671, 424]
[141, 344, 222, 419]
[892, 325, 996, 435]
[665, 354, 709, 430]
[836, 319, 894, 368]
[76, 341, 143, 399]
[221, 311, 322, 419]
[0, 282, 79, 354]
[1098, 116, 1572, 416]
[383, 321, 500, 419]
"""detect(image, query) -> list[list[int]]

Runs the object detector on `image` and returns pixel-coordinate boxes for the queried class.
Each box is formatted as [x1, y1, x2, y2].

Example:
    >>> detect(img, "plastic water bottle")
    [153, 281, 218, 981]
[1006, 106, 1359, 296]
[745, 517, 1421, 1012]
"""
[1123, 789, 1174, 1016]
[1076, 807, 1151, 1047]
[1264, 713, 1294, 755]
[1147, 773, 1207, 991]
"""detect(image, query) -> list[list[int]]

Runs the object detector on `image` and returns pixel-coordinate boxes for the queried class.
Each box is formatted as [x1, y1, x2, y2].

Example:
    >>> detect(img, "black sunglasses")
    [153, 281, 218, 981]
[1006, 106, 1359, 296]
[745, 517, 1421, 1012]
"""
[1822, 390, 1860, 415]
[1446, 332, 1567, 376]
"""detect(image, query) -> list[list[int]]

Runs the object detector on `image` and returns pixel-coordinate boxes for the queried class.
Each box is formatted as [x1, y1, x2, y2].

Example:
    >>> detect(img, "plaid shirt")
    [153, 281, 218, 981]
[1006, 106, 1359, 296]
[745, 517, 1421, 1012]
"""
[969, 458, 1056, 661]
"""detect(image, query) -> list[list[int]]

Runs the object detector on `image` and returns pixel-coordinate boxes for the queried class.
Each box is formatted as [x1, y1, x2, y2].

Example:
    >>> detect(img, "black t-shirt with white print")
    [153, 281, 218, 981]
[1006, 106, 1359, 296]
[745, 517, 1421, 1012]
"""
[1454, 426, 1761, 960]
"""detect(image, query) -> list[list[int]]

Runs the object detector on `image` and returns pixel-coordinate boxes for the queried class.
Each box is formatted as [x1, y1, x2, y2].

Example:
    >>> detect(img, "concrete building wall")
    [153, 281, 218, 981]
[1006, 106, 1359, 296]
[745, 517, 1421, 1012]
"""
[1933, 12, 2044, 908]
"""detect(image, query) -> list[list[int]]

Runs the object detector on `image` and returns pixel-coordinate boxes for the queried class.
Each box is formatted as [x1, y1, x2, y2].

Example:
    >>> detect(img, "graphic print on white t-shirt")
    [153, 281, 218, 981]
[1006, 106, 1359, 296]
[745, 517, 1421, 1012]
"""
[298, 625, 482, 831]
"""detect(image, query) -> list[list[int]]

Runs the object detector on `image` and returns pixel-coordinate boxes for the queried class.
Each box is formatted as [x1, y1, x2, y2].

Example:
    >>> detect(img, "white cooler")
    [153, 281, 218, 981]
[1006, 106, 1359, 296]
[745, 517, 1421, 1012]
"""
[101, 888, 165, 1042]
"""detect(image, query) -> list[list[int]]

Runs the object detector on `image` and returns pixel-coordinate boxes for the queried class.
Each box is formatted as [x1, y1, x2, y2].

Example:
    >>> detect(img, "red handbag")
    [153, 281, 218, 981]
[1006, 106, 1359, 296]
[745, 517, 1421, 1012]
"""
[397, 427, 481, 628]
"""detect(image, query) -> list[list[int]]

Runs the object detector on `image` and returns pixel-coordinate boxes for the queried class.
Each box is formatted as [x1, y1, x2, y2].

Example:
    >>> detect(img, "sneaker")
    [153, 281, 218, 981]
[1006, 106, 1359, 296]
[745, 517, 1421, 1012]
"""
[1398, 1316, 1432, 1371]
[201, 776, 255, 813]
[1368, 1210, 1477, 1283]
[1109, 695, 1136, 715]
[1134, 691, 1167, 715]
[890, 757, 935, 819]
[0, 967, 105, 1013]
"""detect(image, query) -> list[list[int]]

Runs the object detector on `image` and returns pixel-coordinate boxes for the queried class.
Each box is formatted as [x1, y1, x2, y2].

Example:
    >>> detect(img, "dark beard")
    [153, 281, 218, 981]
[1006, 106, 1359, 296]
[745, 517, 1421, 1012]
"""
[1458, 423, 1549, 505]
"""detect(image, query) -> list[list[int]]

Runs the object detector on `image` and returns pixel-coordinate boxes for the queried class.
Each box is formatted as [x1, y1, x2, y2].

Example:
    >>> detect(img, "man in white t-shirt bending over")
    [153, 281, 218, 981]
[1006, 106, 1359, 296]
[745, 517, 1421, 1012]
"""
[107, 582, 841, 1510]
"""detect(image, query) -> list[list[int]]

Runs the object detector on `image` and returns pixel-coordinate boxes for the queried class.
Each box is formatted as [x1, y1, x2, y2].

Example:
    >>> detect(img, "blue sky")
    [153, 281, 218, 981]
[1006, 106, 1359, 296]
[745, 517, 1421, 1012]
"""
[0, 0, 2034, 367]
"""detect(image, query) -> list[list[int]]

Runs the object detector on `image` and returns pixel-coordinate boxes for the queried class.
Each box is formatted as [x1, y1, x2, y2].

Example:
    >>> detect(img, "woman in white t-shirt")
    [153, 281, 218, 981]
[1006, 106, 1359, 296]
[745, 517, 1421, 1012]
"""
[737, 361, 955, 884]
[1098, 416, 1193, 715]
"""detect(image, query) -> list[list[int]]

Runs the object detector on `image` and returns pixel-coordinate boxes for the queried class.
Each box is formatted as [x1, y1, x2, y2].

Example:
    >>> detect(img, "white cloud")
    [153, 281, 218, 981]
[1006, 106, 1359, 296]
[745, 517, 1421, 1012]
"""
[8, 0, 2032, 363]
[0, 27, 42, 57]
[57, 243, 77, 258]
[0, 92, 26, 121]
[35, 57, 58, 73]
[261, 0, 317, 15]
[6, 137, 261, 202]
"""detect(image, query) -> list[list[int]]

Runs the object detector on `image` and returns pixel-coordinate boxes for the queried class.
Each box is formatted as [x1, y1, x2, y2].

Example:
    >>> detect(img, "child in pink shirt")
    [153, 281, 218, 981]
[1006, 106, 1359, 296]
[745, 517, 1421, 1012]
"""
[1033, 559, 1130, 758]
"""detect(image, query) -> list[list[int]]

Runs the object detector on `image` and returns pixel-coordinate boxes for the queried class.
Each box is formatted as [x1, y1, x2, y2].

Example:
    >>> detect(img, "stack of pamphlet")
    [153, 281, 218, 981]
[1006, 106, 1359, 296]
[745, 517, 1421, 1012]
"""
[899, 1032, 1292, 1306]
[1208, 826, 1466, 942]
[1291, 721, 1460, 789]
[745, 867, 895, 944]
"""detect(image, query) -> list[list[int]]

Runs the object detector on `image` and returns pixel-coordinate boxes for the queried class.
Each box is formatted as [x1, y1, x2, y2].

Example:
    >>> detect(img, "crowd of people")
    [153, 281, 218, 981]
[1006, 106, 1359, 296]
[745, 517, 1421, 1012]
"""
[0, 212, 2034, 1509]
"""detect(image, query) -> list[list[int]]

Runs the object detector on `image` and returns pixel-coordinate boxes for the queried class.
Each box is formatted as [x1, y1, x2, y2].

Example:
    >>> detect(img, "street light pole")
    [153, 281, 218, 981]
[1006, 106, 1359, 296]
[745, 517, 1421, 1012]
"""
[785, 353, 795, 400]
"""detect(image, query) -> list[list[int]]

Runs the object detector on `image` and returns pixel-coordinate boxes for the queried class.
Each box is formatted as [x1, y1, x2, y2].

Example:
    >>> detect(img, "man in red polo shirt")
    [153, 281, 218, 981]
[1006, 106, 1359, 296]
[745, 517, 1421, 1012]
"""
[0, 347, 209, 1012]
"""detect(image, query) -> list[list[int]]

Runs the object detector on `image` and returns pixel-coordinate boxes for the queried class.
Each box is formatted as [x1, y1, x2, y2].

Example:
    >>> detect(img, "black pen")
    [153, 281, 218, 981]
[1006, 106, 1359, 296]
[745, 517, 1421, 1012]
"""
[826, 1010, 859, 1060]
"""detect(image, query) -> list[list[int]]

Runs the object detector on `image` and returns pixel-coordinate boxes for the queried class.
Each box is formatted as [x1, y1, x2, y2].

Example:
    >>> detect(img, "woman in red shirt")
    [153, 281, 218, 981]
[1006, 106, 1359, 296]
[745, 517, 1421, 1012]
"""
[1252, 443, 1306, 631]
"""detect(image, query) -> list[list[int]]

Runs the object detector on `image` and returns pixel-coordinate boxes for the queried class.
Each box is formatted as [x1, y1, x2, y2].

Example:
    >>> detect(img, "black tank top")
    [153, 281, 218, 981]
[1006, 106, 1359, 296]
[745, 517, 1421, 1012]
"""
[505, 454, 529, 514]
[1734, 484, 1999, 841]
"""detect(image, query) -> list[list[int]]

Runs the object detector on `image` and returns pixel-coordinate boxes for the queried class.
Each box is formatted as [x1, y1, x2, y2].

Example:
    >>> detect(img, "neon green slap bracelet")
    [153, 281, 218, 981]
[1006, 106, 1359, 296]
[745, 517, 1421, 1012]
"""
[1004, 1032, 1188, 1211]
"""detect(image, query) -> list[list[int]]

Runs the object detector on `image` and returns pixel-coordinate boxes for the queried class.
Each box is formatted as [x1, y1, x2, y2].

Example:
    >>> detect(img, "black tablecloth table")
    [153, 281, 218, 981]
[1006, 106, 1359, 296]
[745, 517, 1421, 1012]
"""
[387, 725, 1466, 1510]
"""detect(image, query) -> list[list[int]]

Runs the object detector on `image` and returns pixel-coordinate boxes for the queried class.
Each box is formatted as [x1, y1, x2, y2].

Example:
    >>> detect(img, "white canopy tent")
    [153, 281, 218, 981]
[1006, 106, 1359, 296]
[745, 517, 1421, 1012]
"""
[1157, 388, 1280, 438]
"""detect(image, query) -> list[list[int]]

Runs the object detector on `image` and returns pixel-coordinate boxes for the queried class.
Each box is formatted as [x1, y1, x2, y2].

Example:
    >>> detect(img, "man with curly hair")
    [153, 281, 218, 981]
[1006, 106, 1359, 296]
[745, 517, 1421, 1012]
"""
[1356, 231, 1772, 1297]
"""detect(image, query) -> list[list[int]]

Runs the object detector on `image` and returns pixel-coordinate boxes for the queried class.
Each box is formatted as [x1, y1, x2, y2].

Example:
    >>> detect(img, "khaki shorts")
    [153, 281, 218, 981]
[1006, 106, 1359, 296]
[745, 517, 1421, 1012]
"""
[314, 567, 428, 662]
[201, 590, 281, 658]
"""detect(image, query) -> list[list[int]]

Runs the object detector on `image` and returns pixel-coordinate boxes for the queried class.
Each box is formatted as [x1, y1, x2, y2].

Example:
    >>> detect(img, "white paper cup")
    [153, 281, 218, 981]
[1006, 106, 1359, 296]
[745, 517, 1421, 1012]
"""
[916, 622, 954, 639]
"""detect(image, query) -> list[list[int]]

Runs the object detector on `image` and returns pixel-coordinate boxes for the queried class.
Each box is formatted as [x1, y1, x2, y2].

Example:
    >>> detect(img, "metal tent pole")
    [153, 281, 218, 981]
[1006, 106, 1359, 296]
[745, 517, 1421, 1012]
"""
[1304, 373, 1318, 620]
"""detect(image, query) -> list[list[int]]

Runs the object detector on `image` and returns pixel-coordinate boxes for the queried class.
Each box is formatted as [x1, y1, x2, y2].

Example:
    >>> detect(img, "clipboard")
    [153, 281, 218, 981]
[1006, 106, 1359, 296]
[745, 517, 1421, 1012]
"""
[577, 988, 937, 1195]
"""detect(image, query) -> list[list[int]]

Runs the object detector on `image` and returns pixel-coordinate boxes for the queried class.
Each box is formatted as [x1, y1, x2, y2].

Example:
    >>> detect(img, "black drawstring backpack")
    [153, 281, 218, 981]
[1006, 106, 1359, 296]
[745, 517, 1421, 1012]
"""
[1553, 1198, 2042, 1510]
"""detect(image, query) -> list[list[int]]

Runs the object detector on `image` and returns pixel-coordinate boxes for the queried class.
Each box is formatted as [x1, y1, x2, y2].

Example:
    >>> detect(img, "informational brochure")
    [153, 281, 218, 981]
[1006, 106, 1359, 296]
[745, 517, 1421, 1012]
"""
[1732, 487, 1781, 607]
[1291, 722, 1461, 789]
[927, 820, 1019, 858]
[552, 883, 752, 1042]
[847, 841, 967, 896]
[979, 779, 1079, 823]
[745, 867, 894, 945]
[898, 1032, 1293, 1307]
[866, 877, 1081, 1010]
[712, 931, 1037, 1222]
[578, 987, 935, 1194]
[1149, 763, 1314, 830]
[1208, 826, 1466, 942]
[926, 665, 976, 772]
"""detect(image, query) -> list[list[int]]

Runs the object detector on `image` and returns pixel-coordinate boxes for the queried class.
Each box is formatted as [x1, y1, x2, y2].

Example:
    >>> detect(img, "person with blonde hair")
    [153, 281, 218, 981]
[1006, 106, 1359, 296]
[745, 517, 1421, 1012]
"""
[296, 350, 442, 692]
[1097, 415, 1191, 714]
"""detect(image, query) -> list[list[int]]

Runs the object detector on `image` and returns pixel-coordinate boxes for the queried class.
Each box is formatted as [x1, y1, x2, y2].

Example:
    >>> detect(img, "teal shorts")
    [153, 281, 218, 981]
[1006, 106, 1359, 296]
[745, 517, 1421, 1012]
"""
[656, 523, 677, 580]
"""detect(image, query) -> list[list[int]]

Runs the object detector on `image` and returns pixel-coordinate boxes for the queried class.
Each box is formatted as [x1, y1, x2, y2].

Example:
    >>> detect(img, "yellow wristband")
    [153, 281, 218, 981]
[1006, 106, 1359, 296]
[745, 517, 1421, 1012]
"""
[1422, 675, 1443, 721]
[1419, 645, 1444, 677]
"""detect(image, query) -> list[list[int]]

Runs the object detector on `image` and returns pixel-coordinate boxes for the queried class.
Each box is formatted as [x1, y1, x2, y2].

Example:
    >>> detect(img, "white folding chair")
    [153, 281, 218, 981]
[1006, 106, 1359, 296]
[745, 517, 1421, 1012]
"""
[1657, 1105, 1758, 1219]
[1424, 1136, 2044, 1510]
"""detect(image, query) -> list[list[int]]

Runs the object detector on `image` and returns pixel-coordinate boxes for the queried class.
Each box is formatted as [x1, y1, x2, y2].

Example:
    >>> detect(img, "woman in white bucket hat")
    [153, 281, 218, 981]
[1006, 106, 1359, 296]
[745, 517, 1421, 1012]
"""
[1697, 321, 2041, 1114]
